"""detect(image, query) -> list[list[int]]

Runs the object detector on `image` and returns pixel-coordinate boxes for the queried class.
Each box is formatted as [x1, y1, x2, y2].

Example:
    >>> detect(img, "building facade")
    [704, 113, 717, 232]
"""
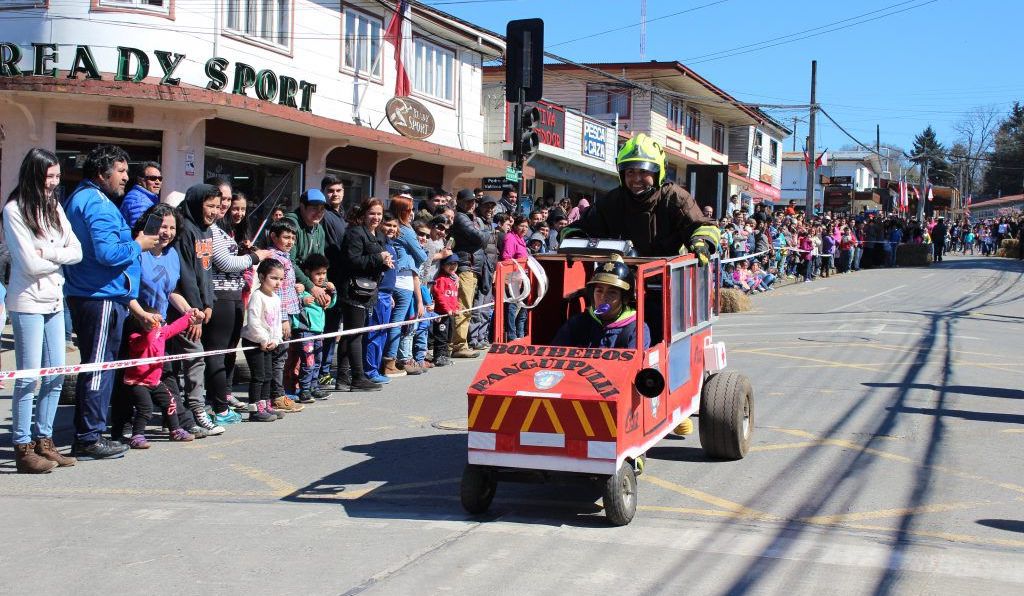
[0, 0, 509, 214]
[483, 61, 789, 213]
[781, 150, 887, 212]
[481, 83, 618, 203]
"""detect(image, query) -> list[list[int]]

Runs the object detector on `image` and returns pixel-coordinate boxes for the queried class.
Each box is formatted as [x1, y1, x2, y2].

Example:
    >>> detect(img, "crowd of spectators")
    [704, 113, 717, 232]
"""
[0, 143, 598, 473]
[715, 196, 1024, 294]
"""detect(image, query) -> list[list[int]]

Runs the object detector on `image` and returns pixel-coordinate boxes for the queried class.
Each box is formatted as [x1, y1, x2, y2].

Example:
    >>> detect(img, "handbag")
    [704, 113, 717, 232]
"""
[348, 277, 378, 301]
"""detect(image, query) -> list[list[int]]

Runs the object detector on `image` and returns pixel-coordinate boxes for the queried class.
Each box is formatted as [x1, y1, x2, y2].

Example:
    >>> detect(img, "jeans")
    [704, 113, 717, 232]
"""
[67, 297, 128, 443]
[852, 247, 863, 270]
[413, 314, 435, 362]
[340, 301, 370, 381]
[9, 311, 65, 445]
[384, 288, 414, 360]
[364, 291, 392, 376]
[296, 331, 323, 391]
[504, 302, 527, 339]
[242, 338, 273, 403]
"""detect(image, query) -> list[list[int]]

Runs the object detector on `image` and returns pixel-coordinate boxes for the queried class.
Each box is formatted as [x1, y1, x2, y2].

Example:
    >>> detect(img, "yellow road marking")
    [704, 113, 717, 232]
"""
[801, 501, 993, 524]
[735, 348, 885, 372]
[598, 401, 617, 435]
[182, 438, 253, 450]
[1002, 429, 1024, 434]
[467, 395, 484, 427]
[642, 475, 781, 521]
[520, 399, 542, 432]
[490, 397, 512, 431]
[749, 441, 823, 453]
[541, 400, 564, 434]
[768, 428, 1024, 495]
[0, 486, 275, 498]
[572, 401, 595, 437]
[638, 505, 757, 519]
[228, 463, 298, 498]
[842, 523, 1024, 548]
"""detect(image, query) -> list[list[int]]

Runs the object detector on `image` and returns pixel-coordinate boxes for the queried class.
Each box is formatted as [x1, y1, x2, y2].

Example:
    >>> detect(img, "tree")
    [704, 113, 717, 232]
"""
[982, 102, 1024, 197]
[952, 105, 999, 198]
[911, 126, 955, 187]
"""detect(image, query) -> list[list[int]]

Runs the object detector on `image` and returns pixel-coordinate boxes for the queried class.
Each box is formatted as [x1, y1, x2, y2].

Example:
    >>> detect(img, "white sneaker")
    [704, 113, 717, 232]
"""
[193, 410, 225, 436]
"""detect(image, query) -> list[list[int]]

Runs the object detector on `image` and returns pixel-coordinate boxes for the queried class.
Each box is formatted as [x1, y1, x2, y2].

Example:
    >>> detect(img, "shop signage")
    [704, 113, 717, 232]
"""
[0, 42, 318, 112]
[582, 118, 609, 160]
[481, 177, 513, 191]
[505, 166, 521, 182]
[749, 178, 781, 201]
[507, 100, 564, 149]
[386, 96, 435, 140]
[821, 175, 852, 186]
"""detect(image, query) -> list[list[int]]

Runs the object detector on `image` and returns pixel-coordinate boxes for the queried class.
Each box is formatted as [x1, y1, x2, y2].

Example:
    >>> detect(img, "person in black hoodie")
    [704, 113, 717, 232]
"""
[319, 175, 348, 387]
[170, 183, 226, 431]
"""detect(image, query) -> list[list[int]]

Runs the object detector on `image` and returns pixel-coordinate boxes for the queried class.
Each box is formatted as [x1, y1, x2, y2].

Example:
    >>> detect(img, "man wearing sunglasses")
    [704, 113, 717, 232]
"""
[119, 161, 164, 227]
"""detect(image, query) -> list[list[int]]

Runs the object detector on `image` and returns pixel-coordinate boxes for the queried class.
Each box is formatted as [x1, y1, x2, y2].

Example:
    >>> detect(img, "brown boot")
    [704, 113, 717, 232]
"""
[35, 437, 77, 467]
[382, 358, 407, 378]
[402, 360, 424, 375]
[15, 442, 58, 474]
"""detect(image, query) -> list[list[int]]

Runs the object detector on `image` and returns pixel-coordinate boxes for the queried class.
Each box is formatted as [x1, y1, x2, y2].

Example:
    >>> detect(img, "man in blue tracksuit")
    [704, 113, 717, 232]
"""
[63, 145, 158, 460]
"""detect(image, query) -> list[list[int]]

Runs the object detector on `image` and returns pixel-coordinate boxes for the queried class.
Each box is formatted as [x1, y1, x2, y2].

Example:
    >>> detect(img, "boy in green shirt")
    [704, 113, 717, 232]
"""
[291, 253, 337, 403]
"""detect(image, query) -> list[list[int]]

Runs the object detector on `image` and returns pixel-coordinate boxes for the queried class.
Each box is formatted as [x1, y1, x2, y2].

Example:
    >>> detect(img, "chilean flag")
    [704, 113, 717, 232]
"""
[385, 0, 413, 97]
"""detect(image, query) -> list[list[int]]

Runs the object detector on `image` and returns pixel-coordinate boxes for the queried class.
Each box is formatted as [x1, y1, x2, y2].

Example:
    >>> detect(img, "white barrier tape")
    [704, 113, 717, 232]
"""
[720, 250, 770, 264]
[0, 302, 497, 381]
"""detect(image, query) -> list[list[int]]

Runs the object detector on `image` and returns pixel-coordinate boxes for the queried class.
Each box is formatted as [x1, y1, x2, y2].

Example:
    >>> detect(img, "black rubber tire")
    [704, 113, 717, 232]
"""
[460, 464, 497, 515]
[602, 462, 637, 526]
[698, 371, 753, 460]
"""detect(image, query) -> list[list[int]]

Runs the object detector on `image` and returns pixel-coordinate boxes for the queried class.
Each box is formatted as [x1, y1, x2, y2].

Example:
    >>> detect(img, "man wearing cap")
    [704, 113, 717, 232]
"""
[450, 189, 489, 358]
[284, 189, 329, 306]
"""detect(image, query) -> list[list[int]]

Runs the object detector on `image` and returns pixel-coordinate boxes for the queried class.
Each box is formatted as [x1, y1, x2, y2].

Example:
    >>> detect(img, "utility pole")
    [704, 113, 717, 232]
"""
[792, 116, 799, 151]
[804, 60, 817, 215]
[917, 159, 929, 222]
[876, 124, 880, 154]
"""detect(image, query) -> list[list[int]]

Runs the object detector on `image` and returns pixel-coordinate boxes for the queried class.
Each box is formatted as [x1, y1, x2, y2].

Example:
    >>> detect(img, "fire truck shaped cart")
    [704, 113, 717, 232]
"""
[461, 241, 753, 525]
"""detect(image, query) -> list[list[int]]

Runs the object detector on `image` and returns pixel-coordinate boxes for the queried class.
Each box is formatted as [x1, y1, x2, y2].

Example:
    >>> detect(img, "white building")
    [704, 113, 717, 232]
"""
[781, 150, 887, 212]
[0, 0, 510, 211]
[483, 61, 789, 214]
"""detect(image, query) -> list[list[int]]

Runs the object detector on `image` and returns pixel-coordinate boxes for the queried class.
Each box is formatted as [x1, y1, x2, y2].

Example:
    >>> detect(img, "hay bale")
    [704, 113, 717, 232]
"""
[720, 288, 751, 313]
[998, 238, 1019, 257]
[895, 243, 932, 267]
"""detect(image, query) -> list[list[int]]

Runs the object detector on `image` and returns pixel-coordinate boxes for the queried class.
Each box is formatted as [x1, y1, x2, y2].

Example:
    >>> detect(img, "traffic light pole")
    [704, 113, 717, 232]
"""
[516, 86, 526, 197]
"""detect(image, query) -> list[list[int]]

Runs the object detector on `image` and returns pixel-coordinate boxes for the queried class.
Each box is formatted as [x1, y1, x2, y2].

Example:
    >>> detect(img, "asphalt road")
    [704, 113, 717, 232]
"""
[2, 254, 1022, 595]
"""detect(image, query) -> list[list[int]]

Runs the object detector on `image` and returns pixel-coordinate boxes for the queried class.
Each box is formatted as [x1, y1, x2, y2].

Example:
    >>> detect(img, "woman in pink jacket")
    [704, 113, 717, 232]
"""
[501, 217, 530, 339]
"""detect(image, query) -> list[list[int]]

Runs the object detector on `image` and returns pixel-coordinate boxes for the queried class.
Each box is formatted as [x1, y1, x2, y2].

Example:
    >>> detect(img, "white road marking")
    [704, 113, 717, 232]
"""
[825, 285, 907, 313]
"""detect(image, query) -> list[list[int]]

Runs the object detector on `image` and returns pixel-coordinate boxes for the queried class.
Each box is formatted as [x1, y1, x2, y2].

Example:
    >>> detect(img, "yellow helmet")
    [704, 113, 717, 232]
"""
[617, 133, 666, 192]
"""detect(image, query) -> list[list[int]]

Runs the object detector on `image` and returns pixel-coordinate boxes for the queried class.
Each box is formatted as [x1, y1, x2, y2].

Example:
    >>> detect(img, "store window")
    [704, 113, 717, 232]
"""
[225, 0, 291, 49]
[54, 123, 162, 200]
[205, 147, 301, 225]
[586, 84, 631, 119]
[412, 38, 455, 103]
[343, 8, 382, 79]
[769, 139, 779, 165]
[388, 181, 432, 207]
[326, 167, 372, 216]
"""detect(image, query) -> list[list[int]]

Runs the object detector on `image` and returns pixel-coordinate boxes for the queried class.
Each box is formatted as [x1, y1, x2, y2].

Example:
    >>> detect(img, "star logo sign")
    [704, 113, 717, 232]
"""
[533, 370, 565, 390]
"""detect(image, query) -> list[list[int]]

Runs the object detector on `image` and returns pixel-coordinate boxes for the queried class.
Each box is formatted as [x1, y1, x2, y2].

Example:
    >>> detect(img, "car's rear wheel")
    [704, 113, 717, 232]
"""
[602, 462, 637, 526]
[699, 371, 753, 460]
[460, 464, 496, 515]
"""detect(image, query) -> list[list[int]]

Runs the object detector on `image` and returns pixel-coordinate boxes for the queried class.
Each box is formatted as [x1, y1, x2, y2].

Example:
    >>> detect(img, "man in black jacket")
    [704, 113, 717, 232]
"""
[450, 189, 488, 358]
[320, 175, 348, 386]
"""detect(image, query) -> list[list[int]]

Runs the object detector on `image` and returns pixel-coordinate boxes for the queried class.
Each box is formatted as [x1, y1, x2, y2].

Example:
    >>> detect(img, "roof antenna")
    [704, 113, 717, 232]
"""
[640, 0, 647, 60]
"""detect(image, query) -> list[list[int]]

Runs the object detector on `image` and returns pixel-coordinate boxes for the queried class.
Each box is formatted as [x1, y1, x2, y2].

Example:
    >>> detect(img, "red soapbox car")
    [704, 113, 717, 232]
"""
[460, 242, 753, 525]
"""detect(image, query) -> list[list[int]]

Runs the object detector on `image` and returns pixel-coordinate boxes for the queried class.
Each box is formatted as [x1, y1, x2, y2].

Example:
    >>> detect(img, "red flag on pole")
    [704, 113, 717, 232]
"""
[385, 0, 413, 97]
[815, 149, 829, 168]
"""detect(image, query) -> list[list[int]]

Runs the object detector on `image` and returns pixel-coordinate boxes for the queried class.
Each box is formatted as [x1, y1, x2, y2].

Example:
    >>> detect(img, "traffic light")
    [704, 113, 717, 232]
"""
[506, 19, 544, 102]
[513, 104, 541, 159]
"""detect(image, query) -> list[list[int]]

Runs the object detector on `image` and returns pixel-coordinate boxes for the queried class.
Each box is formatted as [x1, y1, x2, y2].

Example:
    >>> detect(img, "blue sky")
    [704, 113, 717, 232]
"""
[436, 0, 1022, 155]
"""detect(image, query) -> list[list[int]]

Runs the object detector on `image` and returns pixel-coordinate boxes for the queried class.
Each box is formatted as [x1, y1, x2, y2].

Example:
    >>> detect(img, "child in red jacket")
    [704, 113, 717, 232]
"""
[430, 254, 460, 367]
[122, 307, 203, 449]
